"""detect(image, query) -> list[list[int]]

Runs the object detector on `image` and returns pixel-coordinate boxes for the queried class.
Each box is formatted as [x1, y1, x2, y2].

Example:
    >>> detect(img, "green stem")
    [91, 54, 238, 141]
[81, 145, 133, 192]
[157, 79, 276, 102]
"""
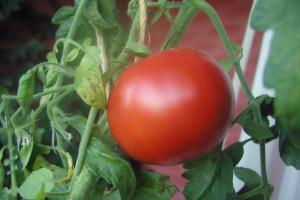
[241, 138, 252, 145]
[192, 0, 255, 102]
[46, 191, 70, 197]
[47, 88, 74, 168]
[68, 166, 98, 200]
[49, 0, 88, 167]
[51, 0, 88, 96]
[193, 1, 272, 199]
[7, 128, 17, 198]
[102, 9, 142, 84]
[60, 0, 88, 62]
[71, 107, 98, 181]
[238, 186, 264, 200]
[147, 1, 184, 8]
[34, 84, 74, 99]
[161, 0, 197, 50]
[260, 141, 268, 184]
[39, 62, 75, 76]
[2, 84, 73, 101]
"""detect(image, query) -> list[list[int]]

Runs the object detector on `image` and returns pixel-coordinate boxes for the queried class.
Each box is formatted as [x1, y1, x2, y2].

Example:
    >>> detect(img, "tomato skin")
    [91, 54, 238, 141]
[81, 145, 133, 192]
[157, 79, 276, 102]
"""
[107, 48, 234, 165]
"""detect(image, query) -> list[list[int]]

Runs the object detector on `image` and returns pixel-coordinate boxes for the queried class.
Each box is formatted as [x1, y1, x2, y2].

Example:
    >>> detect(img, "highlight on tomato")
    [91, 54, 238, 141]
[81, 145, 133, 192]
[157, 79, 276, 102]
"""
[107, 48, 234, 165]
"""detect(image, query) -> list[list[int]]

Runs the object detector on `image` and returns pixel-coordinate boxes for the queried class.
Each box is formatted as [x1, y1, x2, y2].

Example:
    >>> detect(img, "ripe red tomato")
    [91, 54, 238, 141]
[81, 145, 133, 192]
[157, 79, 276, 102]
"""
[107, 48, 234, 165]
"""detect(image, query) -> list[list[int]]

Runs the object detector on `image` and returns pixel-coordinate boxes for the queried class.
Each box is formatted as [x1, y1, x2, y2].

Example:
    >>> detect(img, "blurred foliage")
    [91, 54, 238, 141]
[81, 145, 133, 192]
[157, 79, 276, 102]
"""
[0, 0, 61, 90]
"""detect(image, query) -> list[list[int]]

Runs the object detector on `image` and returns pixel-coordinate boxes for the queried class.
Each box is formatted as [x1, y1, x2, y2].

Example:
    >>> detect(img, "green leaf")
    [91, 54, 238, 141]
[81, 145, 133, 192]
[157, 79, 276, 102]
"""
[234, 167, 261, 192]
[132, 171, 178, 200]
[33, 155, 50, 171]
[202, 155, 233, 199]
[83, 0, 116, 30]
[124, 41, 152, 57]
[17, 68, 36, 110]
[52, 6, 75, 25]
[0, 146, 6, 163]
[101, 190, 122, 200]
[127, 0, 139, 20]
[183, 146, 235, 200]
[74, 46, 106, 108]
[250, 0, 286, 31]
[243, 121, 273, 140]
[65, 48, 79, 62]
[19, 168, 54, 199]
[0, 162, 4, 188]
[67, 166, 99, 200]
[150, 10, 163, 27]
[279, 127, 300, 169]
[34, 143, 51, 155]
[56, 17, 74, 39]
[19, 141, 33, 170]
[275, 70, 300, 132]
[234, 167, 270, 200]
[48, 184, 69, 200]
[44, 52, 59, 87]
[68, 115, 87, 135]
[0, 188, 10, 200]
[81, 0, 127, 58]
[251, 0, 300, 132]
[35, 184, 46, 200]
[224, 142, 244, 166]
[37, 65, 46, 85]
[33, 155, 67, 180]
[182, 156, 218, 200]
[234, 95, 274, 140]
[85, 137, 136, 199]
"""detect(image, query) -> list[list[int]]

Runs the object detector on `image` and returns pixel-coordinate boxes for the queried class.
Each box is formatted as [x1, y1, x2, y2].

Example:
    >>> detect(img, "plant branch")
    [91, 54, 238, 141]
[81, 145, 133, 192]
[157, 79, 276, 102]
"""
[48, 0, 88, 168]
[7, 128, 18, 198]
[135, 0, 147, 62]
[193, 1, 272, 199]
[102, 9, 142, 84]
[71, 107, 98, 182]
[68, 166, 98, 200]
[161, 0, 197, 50]
[192, 0, 255, 102]
[238, 186, 264, 200]
[147, 1, 184, 8]
[2, 84, 74, 101]
[39, 62, 75, 76]
[3, 101, 18, 198]
[60, 0, 88, 63]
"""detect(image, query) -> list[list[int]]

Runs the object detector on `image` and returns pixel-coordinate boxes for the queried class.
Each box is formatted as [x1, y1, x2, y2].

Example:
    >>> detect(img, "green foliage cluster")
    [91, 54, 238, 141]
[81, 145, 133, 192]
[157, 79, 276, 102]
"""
[0, 0, 299, 199]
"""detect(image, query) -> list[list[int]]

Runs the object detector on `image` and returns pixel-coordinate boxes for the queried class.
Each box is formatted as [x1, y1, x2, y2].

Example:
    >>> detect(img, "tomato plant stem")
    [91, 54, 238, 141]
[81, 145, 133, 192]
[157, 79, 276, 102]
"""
[147, 1, 184, 8]
[260, 141, 271, 199]
[48, 0, 88, 168]
[7, 128, 18, 198]
[238, 186, 264, 200]
[60, 0, 88, 63]
[259, 141, 268, 183]
[161, 0, 197, 50]
[71, 107, 98, 182]
[2, 101, 17, 198]
[193, 0, 255, 102]
[34, 84, 74, 99]
[194, 1, 272, 199]
[102, 9, 140, 83]
[68, 166, 97, 200]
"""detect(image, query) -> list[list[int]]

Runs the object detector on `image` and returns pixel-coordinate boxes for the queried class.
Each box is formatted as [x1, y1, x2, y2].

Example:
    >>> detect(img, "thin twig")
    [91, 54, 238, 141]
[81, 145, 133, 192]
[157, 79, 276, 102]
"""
[135, 0, 147, 62]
